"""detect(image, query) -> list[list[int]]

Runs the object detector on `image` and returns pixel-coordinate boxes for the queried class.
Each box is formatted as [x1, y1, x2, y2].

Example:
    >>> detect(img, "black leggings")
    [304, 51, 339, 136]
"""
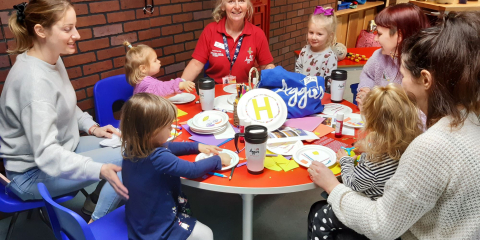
[308, 200, 370, 240]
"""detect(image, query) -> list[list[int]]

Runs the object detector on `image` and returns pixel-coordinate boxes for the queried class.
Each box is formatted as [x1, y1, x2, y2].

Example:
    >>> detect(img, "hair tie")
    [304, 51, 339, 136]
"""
[13, 2, 28, 23]
[314, 6, 333, 16]
[127, 44, 133, 49]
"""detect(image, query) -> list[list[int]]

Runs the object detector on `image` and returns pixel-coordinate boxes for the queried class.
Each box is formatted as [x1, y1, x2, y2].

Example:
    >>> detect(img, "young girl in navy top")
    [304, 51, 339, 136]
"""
[123, 41, 195, 98]
[120, 93, 231, 240]
[295, 6, 338, 93]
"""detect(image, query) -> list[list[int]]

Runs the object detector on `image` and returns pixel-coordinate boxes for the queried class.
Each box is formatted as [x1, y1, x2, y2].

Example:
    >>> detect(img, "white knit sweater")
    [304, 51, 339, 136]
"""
[328, 112, 480, 240]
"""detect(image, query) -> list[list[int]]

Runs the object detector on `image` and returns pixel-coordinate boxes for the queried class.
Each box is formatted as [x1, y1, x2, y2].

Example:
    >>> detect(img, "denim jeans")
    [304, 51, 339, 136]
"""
[6, 136, 123, 220]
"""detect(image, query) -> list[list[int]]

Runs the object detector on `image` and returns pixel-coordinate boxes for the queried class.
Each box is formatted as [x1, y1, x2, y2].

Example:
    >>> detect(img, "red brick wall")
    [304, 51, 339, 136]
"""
[0, 0, 332, 116]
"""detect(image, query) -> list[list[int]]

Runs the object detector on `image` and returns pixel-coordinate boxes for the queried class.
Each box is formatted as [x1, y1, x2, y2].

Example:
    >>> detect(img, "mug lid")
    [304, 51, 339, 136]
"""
[331, 70, 347, 80]
[245, 125, 268, 143]
[199, 77, 215, 89]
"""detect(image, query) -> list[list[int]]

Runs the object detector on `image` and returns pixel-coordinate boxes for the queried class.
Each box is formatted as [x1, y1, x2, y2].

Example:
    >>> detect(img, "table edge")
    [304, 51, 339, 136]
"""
[181, 179, 319, 195]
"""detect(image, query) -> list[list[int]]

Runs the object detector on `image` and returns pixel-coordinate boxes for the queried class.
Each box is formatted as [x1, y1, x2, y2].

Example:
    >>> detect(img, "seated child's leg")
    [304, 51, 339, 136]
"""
[186, 221, 213, 240]
[311, 203, 346, 240]
[308, 200, 327, 240]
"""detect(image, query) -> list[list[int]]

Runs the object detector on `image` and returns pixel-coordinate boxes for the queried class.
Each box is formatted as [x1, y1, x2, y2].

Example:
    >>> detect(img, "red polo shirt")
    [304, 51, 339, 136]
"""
[192, 17, 273, 84]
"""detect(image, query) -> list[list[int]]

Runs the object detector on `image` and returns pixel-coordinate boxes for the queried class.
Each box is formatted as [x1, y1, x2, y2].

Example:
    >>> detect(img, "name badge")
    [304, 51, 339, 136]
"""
[214, 41, 225, 50]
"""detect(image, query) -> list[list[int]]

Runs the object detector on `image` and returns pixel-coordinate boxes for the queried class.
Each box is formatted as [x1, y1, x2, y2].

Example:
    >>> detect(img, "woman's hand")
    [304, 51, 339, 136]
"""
[336, 149, 349, 163]
[100, 164, 129, 200]
[356, 87, 370, 111]
[198, 144, 222, 155]
[89, 124, 120, 139]
[308, 161, 340, 194]
[179, 81, 195, 92]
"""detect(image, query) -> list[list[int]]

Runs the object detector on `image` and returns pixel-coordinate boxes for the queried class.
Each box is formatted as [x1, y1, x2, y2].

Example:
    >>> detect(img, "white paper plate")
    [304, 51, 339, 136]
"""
[168, 93, 196, 104]
[191, 111, 229, 129]
[293, 145, 336, 168]
[322, 103, 353, 115]
[214, 95, 234, 113]
[227, 94, 236, 104]
[236, 89, 288, 132]
[223, 84, 238, 94]
[343, 113, 364, 128]
[195, 149, 240, 171]
[266, 140, 304, 155]
[187, 119, 227, 133]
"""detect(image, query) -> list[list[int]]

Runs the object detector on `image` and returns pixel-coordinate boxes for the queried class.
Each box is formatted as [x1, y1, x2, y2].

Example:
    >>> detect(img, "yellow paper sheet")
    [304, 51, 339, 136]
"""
[177, 109, 188, 117]
[264, 152, 300, 172]
[264, 157, 283, 171]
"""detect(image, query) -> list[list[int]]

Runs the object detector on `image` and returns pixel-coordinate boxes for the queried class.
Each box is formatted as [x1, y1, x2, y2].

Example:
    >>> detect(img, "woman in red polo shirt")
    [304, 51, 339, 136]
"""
[181, 0, 275, 84]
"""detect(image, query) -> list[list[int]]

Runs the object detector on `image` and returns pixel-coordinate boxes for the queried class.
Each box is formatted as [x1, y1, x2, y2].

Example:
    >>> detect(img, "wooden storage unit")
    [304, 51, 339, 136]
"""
[251, 0, 270, 40]
[335, 1, 384, 48]
[409, 0, 480, 12]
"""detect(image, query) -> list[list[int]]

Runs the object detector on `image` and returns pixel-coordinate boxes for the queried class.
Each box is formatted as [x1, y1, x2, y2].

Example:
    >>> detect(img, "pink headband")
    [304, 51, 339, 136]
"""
[314, 6, 333, 16]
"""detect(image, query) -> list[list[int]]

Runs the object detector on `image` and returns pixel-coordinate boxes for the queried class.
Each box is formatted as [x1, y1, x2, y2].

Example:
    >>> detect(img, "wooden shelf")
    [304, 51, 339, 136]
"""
[336, 1, 385, 16]
[410, 0, 480, 11]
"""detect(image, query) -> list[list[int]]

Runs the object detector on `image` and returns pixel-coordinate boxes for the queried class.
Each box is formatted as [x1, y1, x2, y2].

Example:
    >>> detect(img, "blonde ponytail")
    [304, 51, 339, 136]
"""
[7, 12, 32, 55]
[7, 0, 72, 55]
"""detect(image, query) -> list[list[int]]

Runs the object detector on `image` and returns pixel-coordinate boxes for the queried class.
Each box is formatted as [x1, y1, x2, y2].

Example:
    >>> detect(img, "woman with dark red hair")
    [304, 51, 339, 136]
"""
[355, 3, 430, 110]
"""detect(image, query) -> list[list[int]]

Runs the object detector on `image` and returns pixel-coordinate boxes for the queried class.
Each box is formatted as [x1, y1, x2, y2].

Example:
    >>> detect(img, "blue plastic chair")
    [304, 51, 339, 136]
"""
[203, 61, 210, 77]
[0, 174, 77, 240]
[93, 74, 134, 128]
[350, 83, 359, 106]
[38, 183, 128, 240]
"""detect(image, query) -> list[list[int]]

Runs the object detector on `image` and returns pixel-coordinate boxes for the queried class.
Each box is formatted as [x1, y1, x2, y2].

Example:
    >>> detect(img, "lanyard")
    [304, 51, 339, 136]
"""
[222, 34, 244, 72]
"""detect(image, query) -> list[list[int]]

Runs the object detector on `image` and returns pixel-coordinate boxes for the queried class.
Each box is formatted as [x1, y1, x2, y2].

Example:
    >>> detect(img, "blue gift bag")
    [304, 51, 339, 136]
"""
[257, 66, 325, 119]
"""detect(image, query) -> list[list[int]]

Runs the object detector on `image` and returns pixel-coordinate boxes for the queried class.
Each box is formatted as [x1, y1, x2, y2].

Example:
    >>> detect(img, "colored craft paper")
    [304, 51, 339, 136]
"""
[177, 109, 188, 117]
[264, 158, 283, 171]
[313, 124, 335, 138]
[183, 124, 233, 146]
[283, 117, 325, 132]
[264, 150, 299, 172]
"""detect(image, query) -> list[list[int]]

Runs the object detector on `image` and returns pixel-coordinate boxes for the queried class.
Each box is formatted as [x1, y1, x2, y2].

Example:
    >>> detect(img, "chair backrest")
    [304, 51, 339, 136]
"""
[38, 183, 96, 240]
[350, 83, 359, 106]
[203, 61, 210, 77]
[93, 74, 134, 128]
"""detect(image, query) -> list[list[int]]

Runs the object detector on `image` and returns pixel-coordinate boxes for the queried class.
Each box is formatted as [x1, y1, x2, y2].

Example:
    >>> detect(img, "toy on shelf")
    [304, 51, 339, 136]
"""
[345, 52, 369, 63]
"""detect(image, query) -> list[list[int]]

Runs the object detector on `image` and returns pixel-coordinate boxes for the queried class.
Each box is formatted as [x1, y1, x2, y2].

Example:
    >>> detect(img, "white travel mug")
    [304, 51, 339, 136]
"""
[234, 125, 268, 175]
[330, 70, 348, 103]
[198, 77, 215, 111]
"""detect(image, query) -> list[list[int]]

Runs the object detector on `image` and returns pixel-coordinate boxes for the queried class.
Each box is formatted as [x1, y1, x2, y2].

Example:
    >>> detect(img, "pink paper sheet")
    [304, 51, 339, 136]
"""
[283, 116, 325, 132]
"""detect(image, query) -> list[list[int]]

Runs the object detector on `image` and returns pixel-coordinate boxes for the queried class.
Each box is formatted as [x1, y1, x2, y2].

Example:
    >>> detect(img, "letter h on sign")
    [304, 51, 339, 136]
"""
[252, 97, 273, 120]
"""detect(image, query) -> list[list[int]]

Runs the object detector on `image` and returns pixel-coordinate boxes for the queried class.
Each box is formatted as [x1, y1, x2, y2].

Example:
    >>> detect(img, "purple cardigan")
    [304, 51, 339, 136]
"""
[133, 76, 183, 97]
[357, 49, 403, 92]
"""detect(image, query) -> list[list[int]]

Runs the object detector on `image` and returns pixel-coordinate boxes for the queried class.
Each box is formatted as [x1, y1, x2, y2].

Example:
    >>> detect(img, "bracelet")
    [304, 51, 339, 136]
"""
[91, 127, 98, 135]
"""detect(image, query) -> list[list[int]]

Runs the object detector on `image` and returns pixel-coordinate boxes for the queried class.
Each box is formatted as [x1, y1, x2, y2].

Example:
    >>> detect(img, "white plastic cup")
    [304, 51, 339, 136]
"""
[198, 77, 215, 111]
[330, 70, 348, 103]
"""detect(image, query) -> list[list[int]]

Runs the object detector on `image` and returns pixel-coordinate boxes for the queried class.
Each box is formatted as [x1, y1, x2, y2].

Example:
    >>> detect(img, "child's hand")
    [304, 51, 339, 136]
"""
[356, 87, 370, 111]
[336, 149, 350, 163]
[179, 81, 195, 92]
[219, 153, 232, 166]
[198, 144, 222, 155]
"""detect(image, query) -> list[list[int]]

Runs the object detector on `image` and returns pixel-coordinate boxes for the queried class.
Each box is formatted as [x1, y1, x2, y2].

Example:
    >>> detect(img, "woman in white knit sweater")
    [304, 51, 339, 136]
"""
[307, 12, 480, 240]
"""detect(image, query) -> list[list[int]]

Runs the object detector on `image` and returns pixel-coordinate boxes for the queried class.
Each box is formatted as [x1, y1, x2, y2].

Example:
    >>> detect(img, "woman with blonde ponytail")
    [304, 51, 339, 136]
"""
[0, 0, 127, 223]
[181, 0, 275, 84]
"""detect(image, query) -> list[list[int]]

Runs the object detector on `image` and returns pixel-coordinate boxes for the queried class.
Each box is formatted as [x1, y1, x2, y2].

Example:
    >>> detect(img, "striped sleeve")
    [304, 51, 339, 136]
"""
[339, 154, 376, 192]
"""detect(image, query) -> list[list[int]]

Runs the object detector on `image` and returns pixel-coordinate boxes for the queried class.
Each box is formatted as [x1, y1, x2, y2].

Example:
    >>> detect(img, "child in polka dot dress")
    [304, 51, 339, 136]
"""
[295, 6, 338, 93]
[308, 84, 423, 240]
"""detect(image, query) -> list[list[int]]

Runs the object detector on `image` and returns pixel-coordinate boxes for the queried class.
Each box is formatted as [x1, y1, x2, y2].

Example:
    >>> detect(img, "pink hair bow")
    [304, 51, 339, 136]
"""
[314, 6, 333, 16]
